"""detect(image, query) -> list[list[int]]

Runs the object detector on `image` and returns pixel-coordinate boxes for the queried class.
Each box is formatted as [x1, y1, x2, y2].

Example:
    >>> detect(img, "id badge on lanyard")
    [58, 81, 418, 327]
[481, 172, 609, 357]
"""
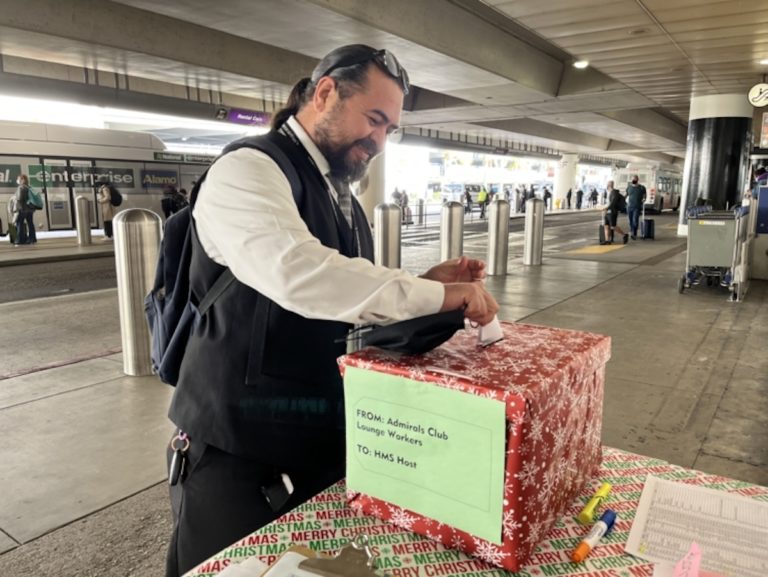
[279, 123, 360, 257]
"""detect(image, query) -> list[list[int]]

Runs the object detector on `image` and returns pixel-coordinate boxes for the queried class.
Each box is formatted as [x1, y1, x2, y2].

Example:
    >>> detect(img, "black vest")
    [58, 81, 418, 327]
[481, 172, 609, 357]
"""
[168, 131, 374, 469]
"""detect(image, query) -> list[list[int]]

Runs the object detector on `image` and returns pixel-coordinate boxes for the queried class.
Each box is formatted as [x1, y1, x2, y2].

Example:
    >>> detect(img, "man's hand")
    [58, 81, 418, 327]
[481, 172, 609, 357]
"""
[441, 282, 499, 326]
[421, 256, 486, 284]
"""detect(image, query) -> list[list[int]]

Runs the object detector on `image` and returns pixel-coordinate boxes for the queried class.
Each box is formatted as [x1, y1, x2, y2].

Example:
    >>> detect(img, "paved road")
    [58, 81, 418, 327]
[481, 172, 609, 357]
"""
[0, 256, 117, 304]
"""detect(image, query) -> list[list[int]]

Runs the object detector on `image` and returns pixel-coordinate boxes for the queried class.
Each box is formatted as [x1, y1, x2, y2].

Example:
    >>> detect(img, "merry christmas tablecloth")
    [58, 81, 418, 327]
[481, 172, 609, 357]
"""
[185, 447, 768, 577]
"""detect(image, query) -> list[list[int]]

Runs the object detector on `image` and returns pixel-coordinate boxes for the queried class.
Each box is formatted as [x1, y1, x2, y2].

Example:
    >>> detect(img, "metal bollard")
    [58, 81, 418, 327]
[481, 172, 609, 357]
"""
[440, 201, 464, 261]
[417, 199, 425, 226]
[523, 198, 545, 265]
[114, 209, 162, 376]
[374, 203, 401, 268]
[74, 195, 92, 245]
[487, 199, 511, 275]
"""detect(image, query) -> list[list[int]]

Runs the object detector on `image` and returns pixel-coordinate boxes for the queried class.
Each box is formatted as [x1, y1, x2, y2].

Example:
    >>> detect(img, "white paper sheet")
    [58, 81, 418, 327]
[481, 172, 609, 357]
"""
[626, 477, 768, 577]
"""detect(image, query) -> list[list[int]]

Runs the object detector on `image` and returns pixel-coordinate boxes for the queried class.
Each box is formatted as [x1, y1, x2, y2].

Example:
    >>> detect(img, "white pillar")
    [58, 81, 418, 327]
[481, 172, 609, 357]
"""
[555, 154, 578, 210]
[357, 153, 387, 224]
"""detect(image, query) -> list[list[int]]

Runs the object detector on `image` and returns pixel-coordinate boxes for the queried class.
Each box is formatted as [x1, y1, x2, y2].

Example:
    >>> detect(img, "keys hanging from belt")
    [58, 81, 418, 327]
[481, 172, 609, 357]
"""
[169, 431, 190, 486]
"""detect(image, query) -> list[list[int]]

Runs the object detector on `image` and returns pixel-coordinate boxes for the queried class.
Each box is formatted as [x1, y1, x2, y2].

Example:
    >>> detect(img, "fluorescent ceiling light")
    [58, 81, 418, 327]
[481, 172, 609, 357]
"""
[573, 60, 589, 69]
[760, 58, 768, 65]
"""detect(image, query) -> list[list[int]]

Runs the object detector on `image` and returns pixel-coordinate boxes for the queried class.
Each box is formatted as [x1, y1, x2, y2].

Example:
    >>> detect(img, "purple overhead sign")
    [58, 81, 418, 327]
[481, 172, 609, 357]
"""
[227, 108, 271, 126]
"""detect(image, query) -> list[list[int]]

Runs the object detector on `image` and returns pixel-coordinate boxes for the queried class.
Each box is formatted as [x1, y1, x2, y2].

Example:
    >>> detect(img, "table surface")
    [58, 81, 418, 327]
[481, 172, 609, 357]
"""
[186, 447, 768, 577]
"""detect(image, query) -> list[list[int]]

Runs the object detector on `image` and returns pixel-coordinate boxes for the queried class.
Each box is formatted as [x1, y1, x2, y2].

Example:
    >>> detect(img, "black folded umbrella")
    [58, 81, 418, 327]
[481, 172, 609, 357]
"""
[347, 309, 466, 355]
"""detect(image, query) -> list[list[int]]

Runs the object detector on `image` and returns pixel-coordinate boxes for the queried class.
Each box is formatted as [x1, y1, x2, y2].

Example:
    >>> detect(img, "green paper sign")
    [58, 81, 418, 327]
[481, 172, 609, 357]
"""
[344, 366, 506, 544]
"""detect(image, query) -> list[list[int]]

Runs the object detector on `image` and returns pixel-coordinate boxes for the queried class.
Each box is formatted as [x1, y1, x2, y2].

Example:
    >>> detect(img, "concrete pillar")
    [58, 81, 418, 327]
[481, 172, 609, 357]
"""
[678, 94, 753, 236]
[555, 154, 578, 210]
[357, 153, 387, 224]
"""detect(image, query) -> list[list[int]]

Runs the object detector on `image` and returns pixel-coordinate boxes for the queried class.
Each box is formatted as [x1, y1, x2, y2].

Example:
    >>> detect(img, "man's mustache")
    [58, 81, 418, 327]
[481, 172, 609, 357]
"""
[353, 138, 378, 158]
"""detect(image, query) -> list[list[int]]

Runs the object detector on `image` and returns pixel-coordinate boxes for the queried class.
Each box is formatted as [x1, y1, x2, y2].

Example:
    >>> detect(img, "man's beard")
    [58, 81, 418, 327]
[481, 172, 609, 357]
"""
[315, 118, 378, 183]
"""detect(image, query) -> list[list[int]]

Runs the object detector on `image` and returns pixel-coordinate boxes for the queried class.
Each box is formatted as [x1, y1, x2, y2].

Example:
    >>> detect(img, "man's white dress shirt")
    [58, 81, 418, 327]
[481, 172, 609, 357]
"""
[194, 116, 444, 325]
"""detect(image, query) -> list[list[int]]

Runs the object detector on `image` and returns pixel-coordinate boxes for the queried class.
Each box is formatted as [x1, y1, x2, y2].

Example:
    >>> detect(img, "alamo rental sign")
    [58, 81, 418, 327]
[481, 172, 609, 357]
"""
[27, 165, 135, 188]
[140, 169, 179, 188]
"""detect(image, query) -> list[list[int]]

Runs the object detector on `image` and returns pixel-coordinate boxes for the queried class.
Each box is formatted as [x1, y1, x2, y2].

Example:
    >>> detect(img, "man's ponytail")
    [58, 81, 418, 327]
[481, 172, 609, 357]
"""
[271, 77, 312, 130]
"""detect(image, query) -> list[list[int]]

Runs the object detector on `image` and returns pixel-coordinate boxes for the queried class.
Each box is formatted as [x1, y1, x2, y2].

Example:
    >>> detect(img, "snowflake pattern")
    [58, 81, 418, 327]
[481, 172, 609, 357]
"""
[450, 533, 466, 550]
[387, 505, 418, 531]
[340, 321, 611, 571]
[502, 510, 522, 539]
[517, 459, 540, 489]
[472, 538, 510, 566]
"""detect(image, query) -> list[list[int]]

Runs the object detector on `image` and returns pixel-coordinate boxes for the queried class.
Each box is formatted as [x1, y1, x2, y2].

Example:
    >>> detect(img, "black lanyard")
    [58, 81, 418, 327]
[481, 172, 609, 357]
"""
[278, 122, 360, 257]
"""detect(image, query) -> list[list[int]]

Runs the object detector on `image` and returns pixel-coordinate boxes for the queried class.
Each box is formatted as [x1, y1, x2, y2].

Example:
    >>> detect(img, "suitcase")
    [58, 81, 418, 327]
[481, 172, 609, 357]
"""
[642, 218, 655, 240]
[641, 205, 655, 240]
[599, 223, 607, 244]
[8, 221, 17, 244]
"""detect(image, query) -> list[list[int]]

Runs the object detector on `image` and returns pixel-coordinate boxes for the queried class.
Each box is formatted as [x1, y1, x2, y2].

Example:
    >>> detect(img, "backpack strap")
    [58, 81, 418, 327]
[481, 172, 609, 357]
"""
[189, 134, 305, 313]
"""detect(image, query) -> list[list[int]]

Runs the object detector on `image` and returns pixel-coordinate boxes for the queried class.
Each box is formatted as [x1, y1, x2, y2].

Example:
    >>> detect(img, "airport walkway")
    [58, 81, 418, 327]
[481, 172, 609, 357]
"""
[0, 212, 766, 577]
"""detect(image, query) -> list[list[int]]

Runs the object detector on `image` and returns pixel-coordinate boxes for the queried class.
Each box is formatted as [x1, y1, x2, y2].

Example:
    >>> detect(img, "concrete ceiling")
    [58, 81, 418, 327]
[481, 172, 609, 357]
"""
[0, 0, 765, 165]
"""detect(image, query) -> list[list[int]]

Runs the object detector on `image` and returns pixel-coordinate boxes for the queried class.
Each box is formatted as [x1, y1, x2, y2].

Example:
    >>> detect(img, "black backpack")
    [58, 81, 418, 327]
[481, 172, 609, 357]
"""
[615, 191, 627, 211]
[144, 136, 302, 385]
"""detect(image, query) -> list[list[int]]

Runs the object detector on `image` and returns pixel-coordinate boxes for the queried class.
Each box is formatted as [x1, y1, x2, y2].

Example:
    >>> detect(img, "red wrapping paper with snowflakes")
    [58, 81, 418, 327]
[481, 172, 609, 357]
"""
[338, 321, 610, 571]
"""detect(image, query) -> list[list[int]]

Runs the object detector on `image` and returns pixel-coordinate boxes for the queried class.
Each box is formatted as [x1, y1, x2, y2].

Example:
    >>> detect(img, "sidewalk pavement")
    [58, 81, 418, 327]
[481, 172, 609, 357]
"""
[0, 231, 115, 267]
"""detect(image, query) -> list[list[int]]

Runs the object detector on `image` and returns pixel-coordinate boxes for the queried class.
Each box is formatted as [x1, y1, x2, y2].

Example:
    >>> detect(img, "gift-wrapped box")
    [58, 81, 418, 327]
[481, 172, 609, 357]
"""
[339, 321, 610, 571]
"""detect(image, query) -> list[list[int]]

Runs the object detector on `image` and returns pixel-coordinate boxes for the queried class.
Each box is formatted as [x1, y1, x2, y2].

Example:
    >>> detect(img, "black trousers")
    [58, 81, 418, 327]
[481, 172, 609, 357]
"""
[104, 220, 113, 238]
[165, 435, 344, 577]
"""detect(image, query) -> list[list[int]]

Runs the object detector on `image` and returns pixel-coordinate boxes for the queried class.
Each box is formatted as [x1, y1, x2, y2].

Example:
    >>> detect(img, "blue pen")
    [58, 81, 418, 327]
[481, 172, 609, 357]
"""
[571, 509, 617, 563]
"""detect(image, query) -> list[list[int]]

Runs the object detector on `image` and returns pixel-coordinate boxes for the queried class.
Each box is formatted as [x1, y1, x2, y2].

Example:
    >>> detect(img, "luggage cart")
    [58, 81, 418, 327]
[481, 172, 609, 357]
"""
[678, 205, 752, 301]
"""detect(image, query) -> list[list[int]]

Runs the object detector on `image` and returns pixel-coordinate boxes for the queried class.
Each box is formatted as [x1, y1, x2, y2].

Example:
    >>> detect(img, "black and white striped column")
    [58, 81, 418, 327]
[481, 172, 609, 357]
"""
[679, 94, 753, 235]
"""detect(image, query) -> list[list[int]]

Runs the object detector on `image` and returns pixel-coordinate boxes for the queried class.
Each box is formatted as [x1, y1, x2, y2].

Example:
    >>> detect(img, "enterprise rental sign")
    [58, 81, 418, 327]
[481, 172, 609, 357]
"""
[28, 165, 136, 188]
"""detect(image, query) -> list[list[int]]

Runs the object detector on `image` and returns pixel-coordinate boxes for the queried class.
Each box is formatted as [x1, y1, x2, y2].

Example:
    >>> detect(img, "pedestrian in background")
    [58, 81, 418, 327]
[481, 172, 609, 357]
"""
[477, 186, 488, 218]
[177, 188, 190, 209]
[601, 182, 629, 245]
[7, 194, 19, 244]
[400, 188, 412, 224]
[626, 175, 646, 240]
[13, 174, 36, 246]
[162, 184, 185, 219]
[97, 181, 116, 240]
[576, 187, 584, 210]
[589, 187, 598, 208]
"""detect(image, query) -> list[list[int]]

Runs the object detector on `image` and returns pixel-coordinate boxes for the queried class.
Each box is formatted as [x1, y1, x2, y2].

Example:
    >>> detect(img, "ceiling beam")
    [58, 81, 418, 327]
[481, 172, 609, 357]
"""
[403, 86, 470, 112]
[0, 70, 220, 121]
[598, 108, 688, 146]
[0, 0, 316, 86]
[305, 0, 563, 96]
[475, 118, 612, 151]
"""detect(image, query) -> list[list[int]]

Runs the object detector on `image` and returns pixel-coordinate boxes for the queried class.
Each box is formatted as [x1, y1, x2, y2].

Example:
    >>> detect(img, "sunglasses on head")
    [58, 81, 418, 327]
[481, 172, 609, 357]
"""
[313, 48, 410, 95]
